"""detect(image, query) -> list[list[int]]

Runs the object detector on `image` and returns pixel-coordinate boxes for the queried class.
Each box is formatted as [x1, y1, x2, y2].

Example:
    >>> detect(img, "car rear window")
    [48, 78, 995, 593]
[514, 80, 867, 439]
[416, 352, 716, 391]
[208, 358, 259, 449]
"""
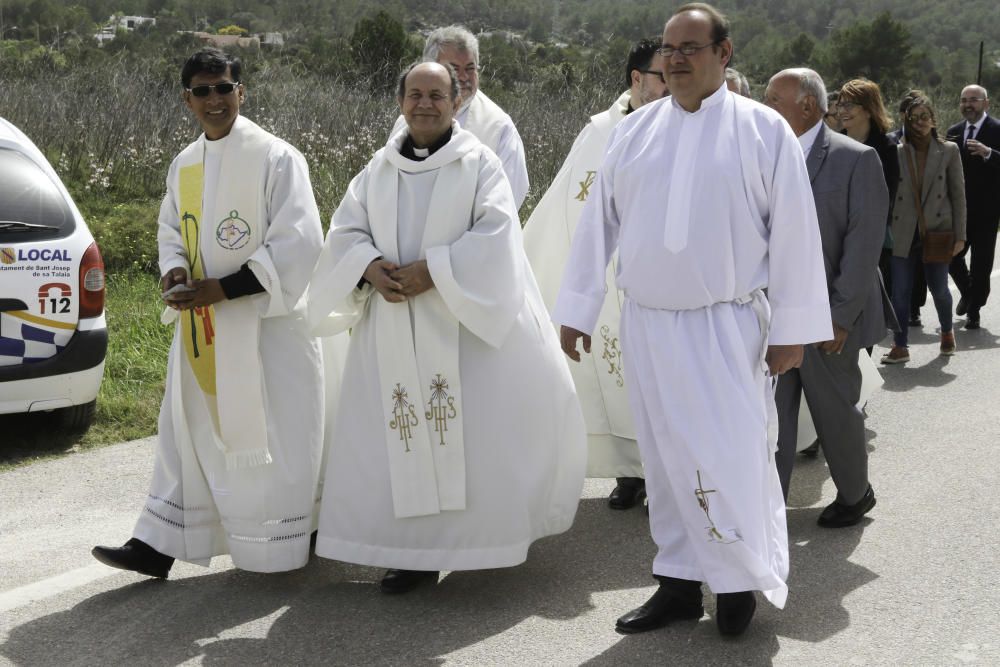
[0, 148, 75, 241]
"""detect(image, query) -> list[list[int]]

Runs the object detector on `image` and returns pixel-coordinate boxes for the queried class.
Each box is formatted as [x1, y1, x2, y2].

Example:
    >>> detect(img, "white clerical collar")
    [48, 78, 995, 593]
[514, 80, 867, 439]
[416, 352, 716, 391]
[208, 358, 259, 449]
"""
[798, 120, 824, 156]
[413, 146, 430, 158]
[669, 81, 728, 114]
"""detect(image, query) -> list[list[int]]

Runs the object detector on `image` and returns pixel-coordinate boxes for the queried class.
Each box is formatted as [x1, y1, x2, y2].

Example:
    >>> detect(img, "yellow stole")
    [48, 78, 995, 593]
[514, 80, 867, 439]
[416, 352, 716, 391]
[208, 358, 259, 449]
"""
[178, 163, 217, 398]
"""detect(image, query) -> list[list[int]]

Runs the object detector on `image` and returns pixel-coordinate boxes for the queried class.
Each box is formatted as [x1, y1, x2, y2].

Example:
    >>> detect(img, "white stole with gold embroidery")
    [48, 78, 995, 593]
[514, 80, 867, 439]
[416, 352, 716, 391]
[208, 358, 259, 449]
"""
[367, 130, 479, 518]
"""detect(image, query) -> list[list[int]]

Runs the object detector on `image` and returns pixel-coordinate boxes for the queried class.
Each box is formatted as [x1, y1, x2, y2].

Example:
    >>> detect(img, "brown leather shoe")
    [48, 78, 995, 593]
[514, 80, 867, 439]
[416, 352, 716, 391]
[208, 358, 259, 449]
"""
[940, 332, 956, 356]
[880, 346, 909, 364]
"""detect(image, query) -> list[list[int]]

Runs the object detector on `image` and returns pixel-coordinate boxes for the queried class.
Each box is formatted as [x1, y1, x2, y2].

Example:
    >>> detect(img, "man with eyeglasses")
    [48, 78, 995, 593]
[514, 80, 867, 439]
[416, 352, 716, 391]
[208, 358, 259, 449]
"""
[389, 25, 529, 209]
[946, 85, 1000, 330]
[92, 47, 327, 578]
[524, 38, 667, 515]
[555, 3, 829, 637]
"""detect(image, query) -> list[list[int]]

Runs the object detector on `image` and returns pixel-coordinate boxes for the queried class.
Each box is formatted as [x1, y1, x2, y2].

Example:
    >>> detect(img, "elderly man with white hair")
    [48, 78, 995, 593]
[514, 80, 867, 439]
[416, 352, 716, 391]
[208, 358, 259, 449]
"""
[764, 68, 890, 527]
[725, 67, 750, 97]
[390, 25, 529, 209]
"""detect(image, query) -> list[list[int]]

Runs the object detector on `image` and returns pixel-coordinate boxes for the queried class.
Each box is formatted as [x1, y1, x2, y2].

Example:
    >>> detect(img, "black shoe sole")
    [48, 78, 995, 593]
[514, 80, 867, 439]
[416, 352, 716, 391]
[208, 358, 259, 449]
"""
[379, 572, 438, 594]
[91, 547, 170, 579]
[817, 495, 877, 528]
[615, 608, 703, 634]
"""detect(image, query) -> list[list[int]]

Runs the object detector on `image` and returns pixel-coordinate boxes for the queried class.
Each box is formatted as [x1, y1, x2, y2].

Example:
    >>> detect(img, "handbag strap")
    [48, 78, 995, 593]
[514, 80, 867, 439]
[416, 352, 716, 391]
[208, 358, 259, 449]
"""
[904, 144, 930, 241]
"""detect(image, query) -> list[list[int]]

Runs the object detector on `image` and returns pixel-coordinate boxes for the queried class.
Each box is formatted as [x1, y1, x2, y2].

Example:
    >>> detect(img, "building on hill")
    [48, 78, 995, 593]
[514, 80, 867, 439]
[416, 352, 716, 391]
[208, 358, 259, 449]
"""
[94, 15, 155, 45]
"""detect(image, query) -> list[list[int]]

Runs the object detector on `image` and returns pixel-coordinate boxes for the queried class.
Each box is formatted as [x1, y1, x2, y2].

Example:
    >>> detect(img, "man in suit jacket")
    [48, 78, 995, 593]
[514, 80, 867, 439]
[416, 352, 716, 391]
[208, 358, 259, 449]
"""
[947, 85, 1000, 329]
[765, 69, 889, 527]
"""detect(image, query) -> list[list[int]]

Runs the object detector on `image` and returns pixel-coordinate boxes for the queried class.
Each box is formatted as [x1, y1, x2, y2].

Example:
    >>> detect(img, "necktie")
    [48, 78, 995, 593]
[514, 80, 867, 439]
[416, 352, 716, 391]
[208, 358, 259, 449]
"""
[967, 124, 976, 146]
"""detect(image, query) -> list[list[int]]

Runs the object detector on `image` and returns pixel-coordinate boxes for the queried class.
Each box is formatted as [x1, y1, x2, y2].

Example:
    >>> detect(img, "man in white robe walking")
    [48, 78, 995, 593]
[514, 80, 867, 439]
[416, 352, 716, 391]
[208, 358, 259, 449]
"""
[389, 26, 529, 209]
[307, 62, 586, 595]
[92, 48, 326, 577]
[555, 4, 831, 636]
[524, 38, 667, 511]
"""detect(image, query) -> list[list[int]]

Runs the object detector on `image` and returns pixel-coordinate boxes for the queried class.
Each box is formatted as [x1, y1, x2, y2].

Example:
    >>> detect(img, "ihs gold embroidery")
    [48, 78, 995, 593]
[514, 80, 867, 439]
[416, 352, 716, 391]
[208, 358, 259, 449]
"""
[600, 325, 624, 387]
[575, 170, 597, 201]
[389, 383, 420, 452]
[425, 374, 458, 446]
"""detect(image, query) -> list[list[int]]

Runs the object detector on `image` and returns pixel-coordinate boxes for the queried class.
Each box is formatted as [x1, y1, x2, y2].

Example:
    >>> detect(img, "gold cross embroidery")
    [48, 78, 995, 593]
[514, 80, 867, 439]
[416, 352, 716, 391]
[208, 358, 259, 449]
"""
[575, 170, 597, 201]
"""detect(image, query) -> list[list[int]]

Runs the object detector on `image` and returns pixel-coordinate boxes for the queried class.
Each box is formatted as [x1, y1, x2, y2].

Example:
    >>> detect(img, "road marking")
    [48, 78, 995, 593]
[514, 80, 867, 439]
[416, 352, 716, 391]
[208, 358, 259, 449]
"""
[0, 564, 115, 614]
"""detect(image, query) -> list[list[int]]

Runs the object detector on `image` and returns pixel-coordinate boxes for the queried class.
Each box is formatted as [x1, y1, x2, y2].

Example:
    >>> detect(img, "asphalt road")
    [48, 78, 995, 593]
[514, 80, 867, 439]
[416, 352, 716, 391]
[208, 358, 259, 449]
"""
[2, 279, 1000, 666]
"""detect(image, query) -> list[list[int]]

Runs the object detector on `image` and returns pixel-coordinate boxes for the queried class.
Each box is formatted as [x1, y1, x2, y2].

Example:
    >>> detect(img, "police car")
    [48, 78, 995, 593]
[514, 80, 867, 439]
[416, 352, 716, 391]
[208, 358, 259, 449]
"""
[0, 117, 106, 431]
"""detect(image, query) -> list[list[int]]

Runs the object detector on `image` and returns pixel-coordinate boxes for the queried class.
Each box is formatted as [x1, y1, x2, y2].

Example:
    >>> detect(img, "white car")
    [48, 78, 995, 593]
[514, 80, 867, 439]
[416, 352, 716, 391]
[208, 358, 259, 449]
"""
[0, 116, 107, 431]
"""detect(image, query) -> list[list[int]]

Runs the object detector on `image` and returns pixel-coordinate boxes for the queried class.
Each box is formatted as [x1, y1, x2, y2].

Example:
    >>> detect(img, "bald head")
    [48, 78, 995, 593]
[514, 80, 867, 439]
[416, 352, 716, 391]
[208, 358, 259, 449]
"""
[765, 68, 827, 136]
[960, 84, 989, 124]
[398, 62, 461, 147]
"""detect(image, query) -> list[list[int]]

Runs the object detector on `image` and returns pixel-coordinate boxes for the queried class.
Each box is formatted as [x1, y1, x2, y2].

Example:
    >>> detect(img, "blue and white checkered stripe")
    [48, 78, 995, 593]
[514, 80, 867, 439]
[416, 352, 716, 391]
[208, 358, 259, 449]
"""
[0, 313, 73, 366]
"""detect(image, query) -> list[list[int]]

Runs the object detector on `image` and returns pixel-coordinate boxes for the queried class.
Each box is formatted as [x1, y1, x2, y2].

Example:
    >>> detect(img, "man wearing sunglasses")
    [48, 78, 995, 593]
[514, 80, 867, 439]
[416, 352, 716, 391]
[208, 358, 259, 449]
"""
[524, 38, 667, 515]
[92, 47, 326, 578]
[555, 3, 830, 637]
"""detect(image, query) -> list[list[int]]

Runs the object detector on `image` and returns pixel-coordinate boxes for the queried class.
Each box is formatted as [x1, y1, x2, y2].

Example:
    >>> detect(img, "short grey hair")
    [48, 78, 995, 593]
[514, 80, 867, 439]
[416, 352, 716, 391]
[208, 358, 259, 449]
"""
[396, 61, 461, 101]
[725, 68, 750, 97]
[774, 67, 828, 112]
[423, 25, 479, 67]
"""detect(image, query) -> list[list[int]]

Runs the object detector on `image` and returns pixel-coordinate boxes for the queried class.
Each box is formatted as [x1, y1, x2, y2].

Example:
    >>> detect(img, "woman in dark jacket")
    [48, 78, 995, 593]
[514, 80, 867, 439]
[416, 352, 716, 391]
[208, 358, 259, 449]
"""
[838, 79, 899, 307]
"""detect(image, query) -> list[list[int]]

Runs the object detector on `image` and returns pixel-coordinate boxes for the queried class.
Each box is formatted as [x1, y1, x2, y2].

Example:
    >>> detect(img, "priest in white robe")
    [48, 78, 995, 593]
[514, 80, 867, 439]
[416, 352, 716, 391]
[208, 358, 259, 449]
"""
[555, 5, 831, 636]
[307, 62, 586, 595]
[388, 25, 529, 209]
[524, 38, 667, 510]
[92, 48, 327, 577]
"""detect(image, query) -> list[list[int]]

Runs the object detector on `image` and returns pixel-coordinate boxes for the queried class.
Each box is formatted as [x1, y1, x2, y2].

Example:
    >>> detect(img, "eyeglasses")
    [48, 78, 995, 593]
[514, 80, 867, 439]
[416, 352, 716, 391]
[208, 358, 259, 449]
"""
[835, 101, 859, 111]
[638, 69, 666, 83]
[656, 41, 719, 58]
[959, 97, 986, 104]
[908, 113, 932, 122]
[186, 82, 240, 97]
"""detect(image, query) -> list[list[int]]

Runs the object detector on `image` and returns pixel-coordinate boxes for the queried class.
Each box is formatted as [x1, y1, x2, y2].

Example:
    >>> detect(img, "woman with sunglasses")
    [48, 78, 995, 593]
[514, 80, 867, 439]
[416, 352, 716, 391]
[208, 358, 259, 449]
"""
[838, 79, 899, 311]
[882, 95, 966, 363]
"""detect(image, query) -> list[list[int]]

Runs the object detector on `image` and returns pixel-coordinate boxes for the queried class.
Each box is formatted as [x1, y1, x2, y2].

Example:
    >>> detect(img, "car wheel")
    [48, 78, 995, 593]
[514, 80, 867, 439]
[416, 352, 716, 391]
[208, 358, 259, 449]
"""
[57, 400, 97, 433]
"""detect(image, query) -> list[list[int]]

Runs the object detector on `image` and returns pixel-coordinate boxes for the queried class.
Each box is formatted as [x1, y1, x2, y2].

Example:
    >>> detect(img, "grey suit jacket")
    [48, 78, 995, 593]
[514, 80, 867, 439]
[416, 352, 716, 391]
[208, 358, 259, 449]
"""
[892, 139, 966, 258]
[806, 124, 890, 348]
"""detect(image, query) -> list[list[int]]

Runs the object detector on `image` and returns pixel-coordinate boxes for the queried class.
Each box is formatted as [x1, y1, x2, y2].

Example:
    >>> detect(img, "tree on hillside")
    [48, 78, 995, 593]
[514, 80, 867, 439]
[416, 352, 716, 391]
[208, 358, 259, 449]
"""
[829, 12, 913, 94]
[349, 10, 409, 90]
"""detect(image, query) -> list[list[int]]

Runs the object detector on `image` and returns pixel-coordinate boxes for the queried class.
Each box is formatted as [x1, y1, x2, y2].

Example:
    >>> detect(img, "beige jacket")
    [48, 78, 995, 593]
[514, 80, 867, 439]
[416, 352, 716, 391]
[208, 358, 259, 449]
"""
[891, 139, 966, 258]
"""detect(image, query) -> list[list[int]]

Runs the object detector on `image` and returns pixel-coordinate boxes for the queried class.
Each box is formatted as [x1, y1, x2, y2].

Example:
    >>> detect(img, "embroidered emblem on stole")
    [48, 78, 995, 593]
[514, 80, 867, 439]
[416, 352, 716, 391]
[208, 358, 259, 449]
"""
[216, 210, 251, 250]
[389, 383, 420, 452]
[178, 163, 217, 396]
[600, 325, 624, 387]
[425, 374, 458, 446]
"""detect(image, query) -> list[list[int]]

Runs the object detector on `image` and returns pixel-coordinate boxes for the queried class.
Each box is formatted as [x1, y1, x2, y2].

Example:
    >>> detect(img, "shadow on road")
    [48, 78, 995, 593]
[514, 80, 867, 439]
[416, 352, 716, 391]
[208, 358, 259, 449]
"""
[0, 412, 82, 467]
[0, 492, 879, 665]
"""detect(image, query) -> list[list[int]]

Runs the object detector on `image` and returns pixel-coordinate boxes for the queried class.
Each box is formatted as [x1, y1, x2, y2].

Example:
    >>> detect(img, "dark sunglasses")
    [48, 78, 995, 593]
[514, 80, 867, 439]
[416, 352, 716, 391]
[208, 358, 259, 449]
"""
[187, 82, 240, 97]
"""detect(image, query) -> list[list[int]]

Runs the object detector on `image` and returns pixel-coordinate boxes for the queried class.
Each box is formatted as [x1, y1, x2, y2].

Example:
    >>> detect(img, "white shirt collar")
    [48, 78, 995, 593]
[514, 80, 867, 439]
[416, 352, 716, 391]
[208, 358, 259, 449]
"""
[798, 120, 824, 156]
[966, 113, 988, 133]
[669, 82, 728, 114]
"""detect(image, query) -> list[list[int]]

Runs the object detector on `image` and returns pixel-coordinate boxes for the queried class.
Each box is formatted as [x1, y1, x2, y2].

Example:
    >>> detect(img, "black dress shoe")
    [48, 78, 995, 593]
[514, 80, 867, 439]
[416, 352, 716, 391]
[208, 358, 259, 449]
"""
[800, 440, 820, 457]
[908, 314, 922, 327]
[965, 313, 981, 330]
[716, 591, 757, 636]
[956, 297, 968, 316]
[817, 485, 876, 528]
[379, 569, 438, 594]
[91, 538, 173, 578]
[608, 478, 646, 510]
[615, 577, 703, 633]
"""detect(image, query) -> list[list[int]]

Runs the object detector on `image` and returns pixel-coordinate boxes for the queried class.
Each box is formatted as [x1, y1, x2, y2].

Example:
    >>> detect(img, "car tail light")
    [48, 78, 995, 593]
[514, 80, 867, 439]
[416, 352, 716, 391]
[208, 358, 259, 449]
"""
[79, 241, 105, 318]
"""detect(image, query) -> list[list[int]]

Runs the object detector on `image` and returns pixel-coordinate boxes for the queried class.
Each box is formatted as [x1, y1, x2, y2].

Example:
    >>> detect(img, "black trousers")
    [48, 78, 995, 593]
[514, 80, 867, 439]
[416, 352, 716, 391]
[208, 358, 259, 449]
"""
[950, 214, 1000, 315]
